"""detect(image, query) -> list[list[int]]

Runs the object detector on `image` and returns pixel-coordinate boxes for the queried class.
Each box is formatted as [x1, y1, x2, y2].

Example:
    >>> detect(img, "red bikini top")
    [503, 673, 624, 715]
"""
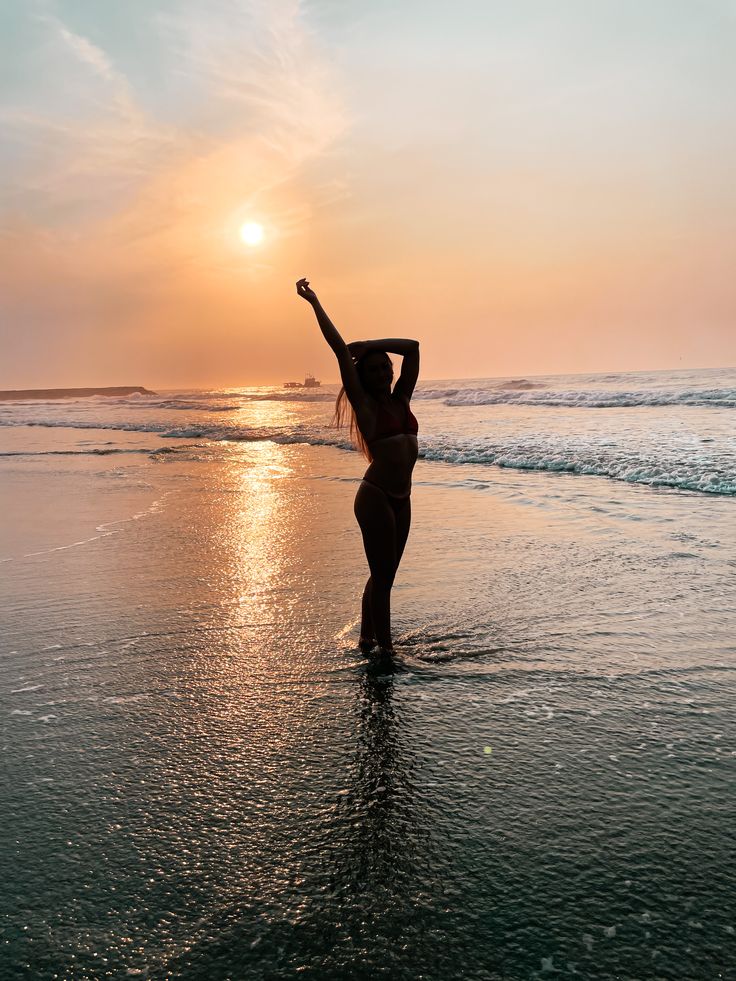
[367, 397, 419, 446]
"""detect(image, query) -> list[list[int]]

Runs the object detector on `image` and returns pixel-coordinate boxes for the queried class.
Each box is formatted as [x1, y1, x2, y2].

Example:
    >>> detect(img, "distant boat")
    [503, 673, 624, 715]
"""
[283, 373, 321, 389]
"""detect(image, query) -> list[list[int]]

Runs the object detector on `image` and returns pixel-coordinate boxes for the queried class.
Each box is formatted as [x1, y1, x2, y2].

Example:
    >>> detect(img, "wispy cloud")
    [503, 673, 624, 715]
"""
[49, 13, 133, 94]
[0, 0, 351, 367]
[1, 1, 349, 234]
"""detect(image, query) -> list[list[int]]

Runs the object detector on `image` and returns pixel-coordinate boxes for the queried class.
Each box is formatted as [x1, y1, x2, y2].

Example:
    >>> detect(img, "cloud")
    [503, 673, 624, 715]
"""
[0, 0, 351, 365]
[2, 1, 348, 224]
[50, 14, 132, 92]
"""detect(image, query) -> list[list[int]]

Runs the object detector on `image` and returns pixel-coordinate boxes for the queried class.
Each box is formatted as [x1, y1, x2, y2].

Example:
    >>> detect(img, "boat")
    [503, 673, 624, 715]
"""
[283, 373, 321, 388]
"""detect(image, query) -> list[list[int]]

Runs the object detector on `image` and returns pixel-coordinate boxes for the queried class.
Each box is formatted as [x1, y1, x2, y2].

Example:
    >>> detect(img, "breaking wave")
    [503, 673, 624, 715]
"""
[435, 388, 736, 409]
[495, 378, 548, 390]
[2, 417, 733, 495]
[418, 443, 736, 496]
[128, 392, 337, 408]
[0, 447, 179, 457]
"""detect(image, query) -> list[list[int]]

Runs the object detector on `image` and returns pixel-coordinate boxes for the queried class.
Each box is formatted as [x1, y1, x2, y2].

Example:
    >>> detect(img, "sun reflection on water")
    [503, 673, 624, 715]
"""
[218, 440, 294, 609]
[228, 397, 312, 435]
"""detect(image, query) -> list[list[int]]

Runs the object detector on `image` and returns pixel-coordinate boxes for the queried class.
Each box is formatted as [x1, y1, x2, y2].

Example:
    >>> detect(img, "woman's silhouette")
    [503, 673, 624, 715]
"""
[296, 278, 420, 655]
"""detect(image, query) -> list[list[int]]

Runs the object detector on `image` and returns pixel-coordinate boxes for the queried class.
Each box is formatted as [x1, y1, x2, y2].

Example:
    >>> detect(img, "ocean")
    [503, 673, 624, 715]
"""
[1, 366, 734, 979]
[2, 366, 736, 496]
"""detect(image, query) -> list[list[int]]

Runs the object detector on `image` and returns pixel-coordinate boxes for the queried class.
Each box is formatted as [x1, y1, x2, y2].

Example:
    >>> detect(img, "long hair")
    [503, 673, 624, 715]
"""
[331, 351, 393, 462]
[333, 386, 372, 461]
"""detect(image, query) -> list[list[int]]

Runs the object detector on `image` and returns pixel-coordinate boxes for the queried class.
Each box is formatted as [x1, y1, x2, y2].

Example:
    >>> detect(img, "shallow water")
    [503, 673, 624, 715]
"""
[1, 378, 735, 978]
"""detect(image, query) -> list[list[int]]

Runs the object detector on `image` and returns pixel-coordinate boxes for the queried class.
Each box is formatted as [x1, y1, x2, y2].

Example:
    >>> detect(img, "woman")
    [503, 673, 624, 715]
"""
[296, 277, 420, 656]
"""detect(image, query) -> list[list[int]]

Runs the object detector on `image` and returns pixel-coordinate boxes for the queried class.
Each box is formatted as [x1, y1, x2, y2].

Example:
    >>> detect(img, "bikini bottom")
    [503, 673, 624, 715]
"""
[360, 478, 411, 516]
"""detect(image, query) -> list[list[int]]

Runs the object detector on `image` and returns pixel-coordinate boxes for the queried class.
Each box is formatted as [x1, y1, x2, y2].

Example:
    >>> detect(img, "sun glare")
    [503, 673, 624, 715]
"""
[240, 221, 264, 246]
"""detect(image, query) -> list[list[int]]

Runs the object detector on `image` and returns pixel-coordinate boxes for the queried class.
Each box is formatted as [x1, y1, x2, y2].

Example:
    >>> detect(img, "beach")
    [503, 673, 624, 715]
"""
[1, 370, 735, 979]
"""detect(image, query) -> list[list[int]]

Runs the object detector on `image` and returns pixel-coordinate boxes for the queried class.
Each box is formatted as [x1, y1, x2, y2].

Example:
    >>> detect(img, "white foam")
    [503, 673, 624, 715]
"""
[441, 386, 736, 409]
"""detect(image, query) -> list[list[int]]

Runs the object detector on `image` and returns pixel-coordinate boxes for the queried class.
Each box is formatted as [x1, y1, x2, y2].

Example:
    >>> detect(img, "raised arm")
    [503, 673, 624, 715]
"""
[295, 278, 366, 409]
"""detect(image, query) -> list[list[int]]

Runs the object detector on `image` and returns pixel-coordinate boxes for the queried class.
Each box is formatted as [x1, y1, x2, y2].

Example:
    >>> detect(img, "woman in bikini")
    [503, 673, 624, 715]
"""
[296, 277, 420, 656]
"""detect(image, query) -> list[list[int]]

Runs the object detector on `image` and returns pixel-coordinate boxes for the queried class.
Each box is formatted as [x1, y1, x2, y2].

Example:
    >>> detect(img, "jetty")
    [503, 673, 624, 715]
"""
[0, 386, 157, 401]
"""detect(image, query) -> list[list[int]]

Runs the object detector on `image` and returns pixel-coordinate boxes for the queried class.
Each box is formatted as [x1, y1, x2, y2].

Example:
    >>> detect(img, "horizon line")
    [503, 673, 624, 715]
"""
[2, 362, 733, 393]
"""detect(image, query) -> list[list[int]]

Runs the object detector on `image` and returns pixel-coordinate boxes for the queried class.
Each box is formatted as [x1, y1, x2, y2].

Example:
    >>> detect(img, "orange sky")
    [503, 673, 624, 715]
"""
[1, 1, 735, 388]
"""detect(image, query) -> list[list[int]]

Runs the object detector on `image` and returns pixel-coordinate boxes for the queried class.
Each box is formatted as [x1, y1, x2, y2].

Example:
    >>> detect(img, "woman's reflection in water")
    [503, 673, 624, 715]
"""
[326, 667, 436, 941]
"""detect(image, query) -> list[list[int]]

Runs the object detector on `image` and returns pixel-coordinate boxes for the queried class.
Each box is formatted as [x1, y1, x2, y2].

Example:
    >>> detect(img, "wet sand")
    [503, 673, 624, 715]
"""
[2, 437, 734, 978]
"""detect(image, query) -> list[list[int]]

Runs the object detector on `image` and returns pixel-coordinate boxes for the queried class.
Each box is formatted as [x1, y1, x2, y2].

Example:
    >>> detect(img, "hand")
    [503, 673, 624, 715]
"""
[296, 278, 318, 305]
[347, 340, 369, 360]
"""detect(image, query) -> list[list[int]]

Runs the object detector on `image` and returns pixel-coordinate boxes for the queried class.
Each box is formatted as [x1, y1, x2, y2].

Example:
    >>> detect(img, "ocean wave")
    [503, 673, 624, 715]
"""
[412, 388, 460, 400]
[168, 389, 337, 402]
[0, 446, 190, 457]
[440, 387, 736, 409]
[2, 390, 337, 409]
[129, 399, 241, 412]
[249, 391, 336, 402]
[419, 444, 736, 495]
[495, 378, 548, 390]
[284, 435, 734, 494]
[169, 391, 336, 404]
[0, 417, 294, 443]
[0, 418, 170, 434]
[180, 389, 337, 403]
[2, 418, 734, 496]
[34, 382, 736, 409]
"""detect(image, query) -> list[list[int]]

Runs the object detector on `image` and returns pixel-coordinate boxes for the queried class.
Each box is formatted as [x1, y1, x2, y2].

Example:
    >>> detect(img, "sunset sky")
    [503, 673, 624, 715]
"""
[1, 0, 735, 388]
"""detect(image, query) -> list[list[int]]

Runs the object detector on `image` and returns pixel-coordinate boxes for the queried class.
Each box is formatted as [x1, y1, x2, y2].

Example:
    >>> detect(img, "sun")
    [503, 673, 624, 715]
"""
[240, 221, 264, 246]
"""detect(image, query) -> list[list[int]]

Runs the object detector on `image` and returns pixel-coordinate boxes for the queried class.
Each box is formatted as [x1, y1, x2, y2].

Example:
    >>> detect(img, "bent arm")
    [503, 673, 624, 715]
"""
[393, 340, 420, 400]
[348, 338, 420, 399]
[360, 338, 419, 356]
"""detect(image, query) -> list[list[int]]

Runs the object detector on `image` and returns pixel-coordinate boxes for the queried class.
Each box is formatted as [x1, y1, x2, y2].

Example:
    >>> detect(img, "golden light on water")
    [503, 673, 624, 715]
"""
[240, 221, 264, 246]
[226, 442, 288, 606]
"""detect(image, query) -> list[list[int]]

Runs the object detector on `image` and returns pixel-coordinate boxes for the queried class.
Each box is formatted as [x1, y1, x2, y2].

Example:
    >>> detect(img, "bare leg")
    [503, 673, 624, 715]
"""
[354, 482, 398, 651]
[394, 497, 411, 569]
[359, 578, 375, 650]
[383, 497, 411, 646]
